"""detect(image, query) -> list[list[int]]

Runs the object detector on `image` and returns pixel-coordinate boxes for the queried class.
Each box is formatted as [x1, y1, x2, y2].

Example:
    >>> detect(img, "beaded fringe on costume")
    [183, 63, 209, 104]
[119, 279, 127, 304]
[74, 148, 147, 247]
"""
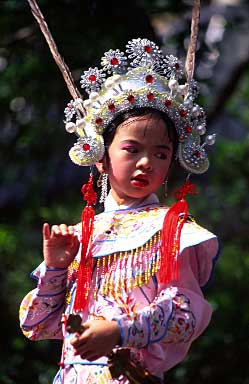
[94, 232, 160, 299]
[67, 232, 161, 302]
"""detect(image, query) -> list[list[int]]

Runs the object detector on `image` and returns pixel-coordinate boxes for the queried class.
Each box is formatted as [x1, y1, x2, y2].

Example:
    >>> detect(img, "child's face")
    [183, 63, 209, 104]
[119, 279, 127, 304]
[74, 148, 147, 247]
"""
[102, 113, 174, 205]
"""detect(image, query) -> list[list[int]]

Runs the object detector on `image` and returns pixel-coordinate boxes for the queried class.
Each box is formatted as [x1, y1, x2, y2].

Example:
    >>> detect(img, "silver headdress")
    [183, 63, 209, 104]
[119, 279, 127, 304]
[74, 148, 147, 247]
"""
[64, 38, 215, 174]
[27, 0, 215, 175]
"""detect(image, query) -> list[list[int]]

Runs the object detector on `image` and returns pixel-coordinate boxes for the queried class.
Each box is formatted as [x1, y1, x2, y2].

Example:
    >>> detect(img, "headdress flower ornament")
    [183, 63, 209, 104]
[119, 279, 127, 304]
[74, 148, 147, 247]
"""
[64, 37, 216, 175]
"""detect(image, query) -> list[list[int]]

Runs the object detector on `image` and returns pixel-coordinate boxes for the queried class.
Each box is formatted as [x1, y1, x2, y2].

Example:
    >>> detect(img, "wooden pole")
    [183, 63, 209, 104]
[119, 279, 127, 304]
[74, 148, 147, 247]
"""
[27, 0, 82, 103]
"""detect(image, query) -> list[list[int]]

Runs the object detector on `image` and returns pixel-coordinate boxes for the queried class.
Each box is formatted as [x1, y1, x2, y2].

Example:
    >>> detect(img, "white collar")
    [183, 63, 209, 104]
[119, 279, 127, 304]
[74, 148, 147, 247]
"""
[104, 190, 160, 212]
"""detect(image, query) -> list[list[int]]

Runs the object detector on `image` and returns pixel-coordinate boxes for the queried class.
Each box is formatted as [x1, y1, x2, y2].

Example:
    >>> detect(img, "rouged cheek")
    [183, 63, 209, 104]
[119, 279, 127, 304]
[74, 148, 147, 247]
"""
[109, 166, 131, 179]
[155, 168, 169, 182]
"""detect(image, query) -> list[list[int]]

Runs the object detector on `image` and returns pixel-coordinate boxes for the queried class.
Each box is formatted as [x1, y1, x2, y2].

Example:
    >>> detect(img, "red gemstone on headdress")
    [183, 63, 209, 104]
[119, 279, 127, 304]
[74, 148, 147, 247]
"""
[145, 75, 154, 83]
[108, 103, 115, 111]
[127, 95, 135, 103]
[180, 110, 187, 117]
[175, 63, 180, 70]
[193, 150, 201, 158]
[144, 45, 152, 53]
[147, 92, 154, 101]
[111, 57, 119, 66]
[88, 74, 97, 82]
[82, 143, 91, 151]
[185, 125, 192, 133]
[165, 99, 172, 107]
[96, 117, 103, 125]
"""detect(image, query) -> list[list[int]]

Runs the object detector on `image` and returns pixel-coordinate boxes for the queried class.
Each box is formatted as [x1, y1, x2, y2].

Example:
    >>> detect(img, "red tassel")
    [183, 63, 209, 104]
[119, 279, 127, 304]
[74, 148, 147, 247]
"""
[73, 175, 96, 312]
[159, 179, 197, 284]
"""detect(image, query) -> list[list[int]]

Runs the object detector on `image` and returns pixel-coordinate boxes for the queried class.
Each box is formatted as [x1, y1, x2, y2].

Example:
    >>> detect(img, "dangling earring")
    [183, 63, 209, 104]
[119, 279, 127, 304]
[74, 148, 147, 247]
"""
[163, 178, 168, 198]
[97, 173, 108, 204]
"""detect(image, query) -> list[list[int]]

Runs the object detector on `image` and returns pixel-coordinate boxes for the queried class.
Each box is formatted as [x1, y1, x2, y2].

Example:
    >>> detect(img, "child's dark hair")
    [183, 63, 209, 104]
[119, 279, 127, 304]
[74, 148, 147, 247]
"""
[103, 107, 178, 159]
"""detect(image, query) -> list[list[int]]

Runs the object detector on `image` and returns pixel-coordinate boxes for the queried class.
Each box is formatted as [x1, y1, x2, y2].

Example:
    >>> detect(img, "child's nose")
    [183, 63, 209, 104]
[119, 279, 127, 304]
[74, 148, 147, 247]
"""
[137, 155, 152, 170]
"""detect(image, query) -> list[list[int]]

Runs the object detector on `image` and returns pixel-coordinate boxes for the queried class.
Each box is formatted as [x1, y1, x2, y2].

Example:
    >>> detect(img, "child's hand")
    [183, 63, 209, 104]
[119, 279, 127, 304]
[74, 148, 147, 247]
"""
[71, 319, 120, 361]
[43, 223, 80, 269]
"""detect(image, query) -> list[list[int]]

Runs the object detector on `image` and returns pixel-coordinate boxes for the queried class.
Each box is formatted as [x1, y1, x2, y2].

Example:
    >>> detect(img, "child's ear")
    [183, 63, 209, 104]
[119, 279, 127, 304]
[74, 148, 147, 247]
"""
[95, 156, 107, 174]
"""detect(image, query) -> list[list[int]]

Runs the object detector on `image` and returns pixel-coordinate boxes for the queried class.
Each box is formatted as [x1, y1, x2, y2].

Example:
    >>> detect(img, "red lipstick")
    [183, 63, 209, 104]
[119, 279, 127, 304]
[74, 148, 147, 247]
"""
[131, 174, 149, 187]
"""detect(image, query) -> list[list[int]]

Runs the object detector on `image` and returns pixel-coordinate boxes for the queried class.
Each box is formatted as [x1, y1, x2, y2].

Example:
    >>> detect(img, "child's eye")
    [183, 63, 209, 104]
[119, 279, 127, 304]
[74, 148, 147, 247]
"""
[122, 146, 138, 153]
[156, 152, 167, 159]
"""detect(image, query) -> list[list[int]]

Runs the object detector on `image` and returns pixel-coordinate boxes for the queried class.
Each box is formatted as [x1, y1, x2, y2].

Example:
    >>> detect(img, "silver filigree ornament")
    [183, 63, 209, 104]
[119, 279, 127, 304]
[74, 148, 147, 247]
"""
[101, 49, 127, 74]
[64, 100, 77, 122]
[69, 135, 105, 166]
[80, 67, 106, 94]
[126, 38, 163, 69]
[163, 55, 184, 80]
[64, 99, 85, 133]
[176, 102, 207, 142]
[188, 79, 200, 99]
[178, 141, 209, 174]
[64, 38, 216, 173]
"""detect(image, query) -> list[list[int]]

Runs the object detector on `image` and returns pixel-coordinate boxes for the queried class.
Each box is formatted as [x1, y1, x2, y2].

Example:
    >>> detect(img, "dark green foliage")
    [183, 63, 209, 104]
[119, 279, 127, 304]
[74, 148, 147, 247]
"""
[1, 0, 248, 382]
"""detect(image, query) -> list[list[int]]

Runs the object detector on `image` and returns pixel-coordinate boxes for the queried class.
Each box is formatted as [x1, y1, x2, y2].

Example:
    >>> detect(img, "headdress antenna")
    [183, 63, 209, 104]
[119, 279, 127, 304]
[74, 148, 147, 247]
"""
[185, 0, 200, 83]
[27, 0, 84, 111]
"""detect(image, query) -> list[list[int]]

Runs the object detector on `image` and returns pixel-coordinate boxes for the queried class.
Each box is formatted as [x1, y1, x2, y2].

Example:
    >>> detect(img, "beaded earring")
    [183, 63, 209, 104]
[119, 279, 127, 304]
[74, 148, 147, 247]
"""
[97, 173, 108, 204]
[163, 179, 168, 198]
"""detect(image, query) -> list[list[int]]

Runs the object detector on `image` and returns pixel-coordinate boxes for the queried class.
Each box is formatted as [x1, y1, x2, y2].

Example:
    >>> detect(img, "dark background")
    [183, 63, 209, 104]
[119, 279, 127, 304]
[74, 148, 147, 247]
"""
[1, 0, 249, 382]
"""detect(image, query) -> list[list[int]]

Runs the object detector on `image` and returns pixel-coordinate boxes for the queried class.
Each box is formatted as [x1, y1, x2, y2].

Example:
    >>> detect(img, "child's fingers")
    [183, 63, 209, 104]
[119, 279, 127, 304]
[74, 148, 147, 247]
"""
[59, 224, 70, 236]
[50, 224, 67, 236]
[43, 223, 51, 240]
[85, 353, 100, 362]
[51, 225, 61, 236]
[53, 224, 75, 236]
[68, 225, 75, 235]
[73, 344, 89, 357]
[71, 334, 84, 348]
[46, 223, 76, 238]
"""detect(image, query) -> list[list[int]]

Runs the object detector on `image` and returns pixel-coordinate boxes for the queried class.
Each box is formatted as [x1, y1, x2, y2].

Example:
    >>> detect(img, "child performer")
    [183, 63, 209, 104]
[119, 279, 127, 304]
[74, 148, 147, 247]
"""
[19, 38, 219, 383]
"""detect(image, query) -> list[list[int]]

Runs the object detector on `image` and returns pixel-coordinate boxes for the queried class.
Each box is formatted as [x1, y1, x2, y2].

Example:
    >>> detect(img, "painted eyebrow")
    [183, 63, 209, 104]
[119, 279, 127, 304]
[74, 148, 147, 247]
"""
[120, 140, 171, 151]
[155, 144, 171, 151]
